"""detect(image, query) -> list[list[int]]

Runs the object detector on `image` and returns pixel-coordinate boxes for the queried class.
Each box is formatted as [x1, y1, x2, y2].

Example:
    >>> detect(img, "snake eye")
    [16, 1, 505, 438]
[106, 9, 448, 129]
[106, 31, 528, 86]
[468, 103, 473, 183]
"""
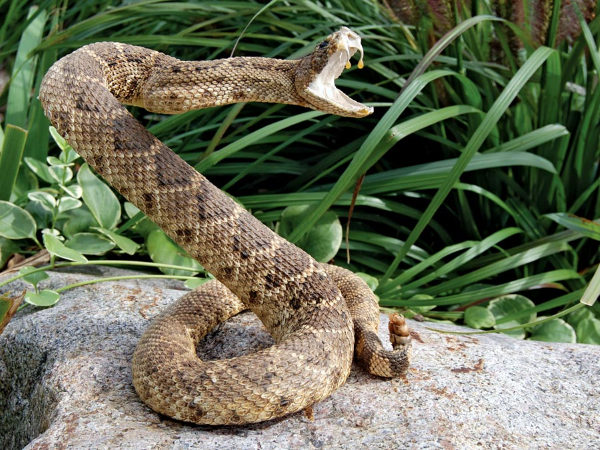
[318, 41, 329, 49]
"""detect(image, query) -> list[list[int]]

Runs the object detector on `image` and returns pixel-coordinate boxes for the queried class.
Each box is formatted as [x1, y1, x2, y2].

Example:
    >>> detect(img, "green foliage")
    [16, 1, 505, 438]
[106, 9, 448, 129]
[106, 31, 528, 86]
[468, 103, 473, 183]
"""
[24, 289, 60, 307]
[544, 213, 600, 241]
[529, 318, 576, 343]
[0, 0, 599, 344]
[78, 164, 121, 230]
[489, 295, 536, 339]
[185, 276, 213, 290]
[567, 307, 600, 344]
[0, 201, 37, 241]
[278, 205, 342, 263]
[146, 229, 204, 277]
[43, 232, 88, 263]
[356, 272, 379, 291]
[464, 306, 496, 329]
[19, 266, 49, 292]
[0, 237, 20, 268]
[0, 125, 28, 200]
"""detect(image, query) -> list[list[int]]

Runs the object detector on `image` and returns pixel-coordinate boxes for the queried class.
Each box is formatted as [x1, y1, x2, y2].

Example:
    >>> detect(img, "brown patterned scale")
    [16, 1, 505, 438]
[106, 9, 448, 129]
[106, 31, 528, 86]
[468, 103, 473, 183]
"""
[39, 28, 411, 425]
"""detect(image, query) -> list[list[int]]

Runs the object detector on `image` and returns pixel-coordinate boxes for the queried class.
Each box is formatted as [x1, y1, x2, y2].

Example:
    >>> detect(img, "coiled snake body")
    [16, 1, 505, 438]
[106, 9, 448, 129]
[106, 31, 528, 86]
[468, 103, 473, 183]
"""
[39, 28, 411, 425]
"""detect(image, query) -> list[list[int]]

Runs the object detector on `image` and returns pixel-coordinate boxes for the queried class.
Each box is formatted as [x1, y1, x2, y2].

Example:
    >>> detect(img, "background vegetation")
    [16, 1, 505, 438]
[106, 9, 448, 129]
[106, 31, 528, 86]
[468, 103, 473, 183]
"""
[0, 0, 599, 344]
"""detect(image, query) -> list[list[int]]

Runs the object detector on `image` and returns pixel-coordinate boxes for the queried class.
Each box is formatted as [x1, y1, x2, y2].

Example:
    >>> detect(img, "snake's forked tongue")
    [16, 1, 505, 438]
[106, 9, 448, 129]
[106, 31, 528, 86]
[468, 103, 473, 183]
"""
[306, 27, 373, 118]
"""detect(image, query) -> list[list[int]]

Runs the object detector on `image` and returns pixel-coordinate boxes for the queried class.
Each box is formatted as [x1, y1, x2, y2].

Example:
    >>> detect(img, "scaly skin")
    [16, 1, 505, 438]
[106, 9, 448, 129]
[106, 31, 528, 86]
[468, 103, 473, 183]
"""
[39, 27, 411, 425]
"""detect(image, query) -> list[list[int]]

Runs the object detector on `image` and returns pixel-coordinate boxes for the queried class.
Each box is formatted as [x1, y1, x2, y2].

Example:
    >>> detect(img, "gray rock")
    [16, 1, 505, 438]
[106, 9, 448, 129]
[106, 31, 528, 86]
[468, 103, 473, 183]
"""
[1, 266, 599, 450]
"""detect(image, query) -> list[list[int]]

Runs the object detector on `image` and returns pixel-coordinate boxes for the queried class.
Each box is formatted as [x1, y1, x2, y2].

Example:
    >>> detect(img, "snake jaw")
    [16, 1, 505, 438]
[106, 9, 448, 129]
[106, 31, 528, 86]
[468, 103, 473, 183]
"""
[300, 27, 374, 118]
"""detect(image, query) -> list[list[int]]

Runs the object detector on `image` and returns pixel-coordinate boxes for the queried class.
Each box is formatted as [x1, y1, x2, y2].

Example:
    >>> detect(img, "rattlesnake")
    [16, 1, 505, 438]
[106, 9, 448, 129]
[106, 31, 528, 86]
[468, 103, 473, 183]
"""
[39, 27, 412, 425]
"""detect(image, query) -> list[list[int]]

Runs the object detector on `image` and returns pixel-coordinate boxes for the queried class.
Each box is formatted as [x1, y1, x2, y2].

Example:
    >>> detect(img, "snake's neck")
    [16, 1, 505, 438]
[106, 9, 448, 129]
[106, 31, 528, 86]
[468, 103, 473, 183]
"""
[113, 54, 307, 114]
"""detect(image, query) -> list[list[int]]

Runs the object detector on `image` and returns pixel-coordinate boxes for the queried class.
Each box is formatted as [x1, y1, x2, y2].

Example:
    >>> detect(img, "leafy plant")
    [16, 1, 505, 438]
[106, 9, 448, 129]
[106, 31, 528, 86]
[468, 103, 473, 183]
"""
[0, 0, 598, 344]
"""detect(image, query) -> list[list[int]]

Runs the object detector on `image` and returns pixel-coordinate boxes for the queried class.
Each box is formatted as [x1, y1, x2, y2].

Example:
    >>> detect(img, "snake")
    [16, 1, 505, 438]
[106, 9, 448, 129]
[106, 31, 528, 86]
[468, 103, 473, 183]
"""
[39, 27, 412, 425]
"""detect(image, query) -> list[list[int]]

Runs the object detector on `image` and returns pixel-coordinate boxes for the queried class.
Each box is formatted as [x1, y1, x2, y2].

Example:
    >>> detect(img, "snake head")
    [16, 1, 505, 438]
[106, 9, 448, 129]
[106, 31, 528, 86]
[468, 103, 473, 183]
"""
[296, 27, 374, 118]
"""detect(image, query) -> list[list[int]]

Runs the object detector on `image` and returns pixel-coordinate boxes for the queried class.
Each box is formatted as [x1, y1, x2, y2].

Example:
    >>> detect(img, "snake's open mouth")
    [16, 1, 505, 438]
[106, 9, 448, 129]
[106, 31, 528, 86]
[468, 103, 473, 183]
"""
[307, 27, 374, 117]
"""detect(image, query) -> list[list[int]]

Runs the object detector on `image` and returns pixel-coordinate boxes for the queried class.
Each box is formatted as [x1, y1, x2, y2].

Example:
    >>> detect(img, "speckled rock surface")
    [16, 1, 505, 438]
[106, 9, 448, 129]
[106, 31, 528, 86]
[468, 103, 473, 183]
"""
[1, 266, 599, 450]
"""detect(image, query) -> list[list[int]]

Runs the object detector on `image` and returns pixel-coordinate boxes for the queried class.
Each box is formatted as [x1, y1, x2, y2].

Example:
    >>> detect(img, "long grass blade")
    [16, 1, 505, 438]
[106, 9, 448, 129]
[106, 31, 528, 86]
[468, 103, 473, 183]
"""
[4, 6, 47, 128]
[497, 290, 584, 324]
[581, 266, 600, 306]
[400, 15, 503, 95]
[401, 228, 523, 292]
[416, 241, 571, 297]
[195, 111, 323, 172]
[381, 270, 581, 306]
[286, 69, 455, 243]
[378, 46, 556, 295]
[0, 125, 28, 201]
[483, 124, 568, 153]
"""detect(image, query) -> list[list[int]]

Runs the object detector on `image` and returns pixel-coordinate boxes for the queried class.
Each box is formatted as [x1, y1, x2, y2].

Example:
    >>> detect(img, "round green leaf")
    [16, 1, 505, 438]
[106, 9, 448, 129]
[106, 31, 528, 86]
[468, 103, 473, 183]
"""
[356, 272, 379, 291]
[60, 183, 82, 199]
[58, 196, 82, 213]
[24, 156, 54, 184]
[464, 306, 496, 329]
[496, 320, 527, 339]
[49, 165, 73, 184]
[566, 307, 593, 328]
[488, 294, 536, 339]
[575, 317, 600, 345]
[147, 229, 203, 276]
[43, 232, 88, 263]
[94, 227, 139, 255]
[489, 295, 536, 322]
[124, 202, 140, 218]
[28, 191, 56, 210]
[78, 163, 120, 229]
[62, 208, 100, 239]
[19, 266, 49, 289]
[278, 205, 342, 263]
[60, 146, 80, 164]
[0, 200, 37, 239]
[24, 289, 60, 307]
[529, 318, 576, 343]
[184, 277, 212, 289]
[47, 156, 67, 166]
[49, 126, 71, 152]
[66, 232, 115, 255]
